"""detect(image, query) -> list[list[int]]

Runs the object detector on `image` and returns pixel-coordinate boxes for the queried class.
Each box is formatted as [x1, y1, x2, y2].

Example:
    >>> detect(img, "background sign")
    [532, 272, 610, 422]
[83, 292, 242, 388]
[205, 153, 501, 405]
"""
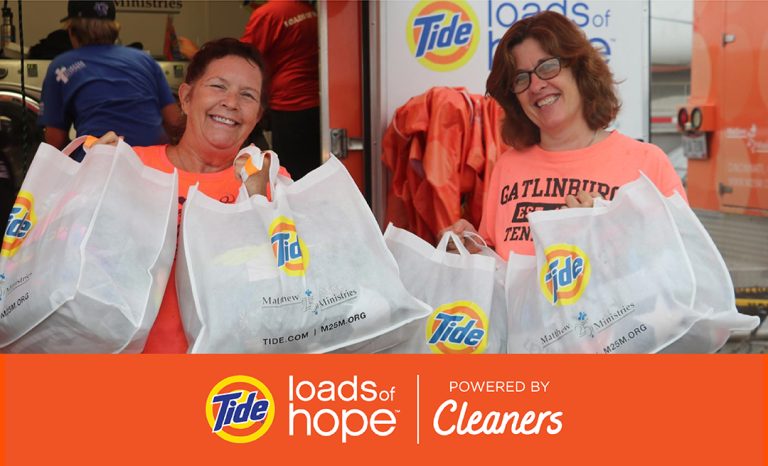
[379, 0, 650, 141]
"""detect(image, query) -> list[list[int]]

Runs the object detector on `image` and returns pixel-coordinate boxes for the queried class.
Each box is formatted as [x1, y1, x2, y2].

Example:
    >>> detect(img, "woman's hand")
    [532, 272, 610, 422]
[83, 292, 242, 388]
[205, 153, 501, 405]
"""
[564, 191, 602, 208]
[86, 131, 121, 148]
[439, 219, 482, 254]
[234, 152, 271, 198]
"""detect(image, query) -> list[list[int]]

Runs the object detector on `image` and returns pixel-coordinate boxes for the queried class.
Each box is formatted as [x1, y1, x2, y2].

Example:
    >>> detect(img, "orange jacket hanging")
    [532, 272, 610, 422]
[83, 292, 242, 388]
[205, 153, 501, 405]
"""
[382, 87, 507, 243]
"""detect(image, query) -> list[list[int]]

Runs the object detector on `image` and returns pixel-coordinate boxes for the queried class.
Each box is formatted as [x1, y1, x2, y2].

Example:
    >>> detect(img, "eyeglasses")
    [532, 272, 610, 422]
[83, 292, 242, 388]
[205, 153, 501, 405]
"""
[512, 57, 562, 94]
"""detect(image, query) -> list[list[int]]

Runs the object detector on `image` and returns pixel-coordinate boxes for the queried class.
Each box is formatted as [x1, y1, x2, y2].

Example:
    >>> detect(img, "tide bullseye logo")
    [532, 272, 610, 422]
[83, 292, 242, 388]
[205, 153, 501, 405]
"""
[2, 191, 36, 257]
[540, 244, 591, 306]
[426, 301, 488, 354]
[269, 216, 309, 276]
[206, 375, 275, 444]
[407, 0, 479, 71]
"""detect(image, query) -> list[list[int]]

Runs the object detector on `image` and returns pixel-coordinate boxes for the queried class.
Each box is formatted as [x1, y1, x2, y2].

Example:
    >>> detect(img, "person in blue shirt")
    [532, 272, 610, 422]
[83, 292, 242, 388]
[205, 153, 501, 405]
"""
[38, 1, 182, 153]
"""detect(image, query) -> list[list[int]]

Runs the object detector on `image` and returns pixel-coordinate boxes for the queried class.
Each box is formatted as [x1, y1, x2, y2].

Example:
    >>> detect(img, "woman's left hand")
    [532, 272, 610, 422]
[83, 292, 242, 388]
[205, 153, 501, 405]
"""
[564, 191, 602, 208]
[234, 152, 271, 198]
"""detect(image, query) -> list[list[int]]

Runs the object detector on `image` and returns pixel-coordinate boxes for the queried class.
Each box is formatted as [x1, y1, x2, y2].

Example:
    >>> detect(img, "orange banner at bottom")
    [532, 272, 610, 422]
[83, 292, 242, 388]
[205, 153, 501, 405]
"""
[1, 355, 765, 464]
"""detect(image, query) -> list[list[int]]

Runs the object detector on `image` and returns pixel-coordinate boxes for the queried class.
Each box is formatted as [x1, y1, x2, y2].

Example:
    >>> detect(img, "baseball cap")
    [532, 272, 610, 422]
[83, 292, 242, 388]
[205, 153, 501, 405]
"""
[60, 1, 117, 22]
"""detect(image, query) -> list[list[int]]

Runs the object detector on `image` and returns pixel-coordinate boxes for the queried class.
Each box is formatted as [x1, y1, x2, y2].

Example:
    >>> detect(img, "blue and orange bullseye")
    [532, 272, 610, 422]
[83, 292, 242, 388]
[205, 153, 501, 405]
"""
[269, 216, 309, 276]
[206, 375, 275, 443]
[406, 0, 479, 71]
[540, 244, 591, 306]
[2, 191, 36, 257]
[426, 301, 489, 354]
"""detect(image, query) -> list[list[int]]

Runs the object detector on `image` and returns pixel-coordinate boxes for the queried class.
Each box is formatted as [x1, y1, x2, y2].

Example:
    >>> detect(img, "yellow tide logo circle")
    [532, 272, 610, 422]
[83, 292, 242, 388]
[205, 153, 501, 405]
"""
[206, 375, 275, 443]
[426, 301, 488, 354]
[269, 216, 309, 276]
[406, 0, 479, 72]
[2, 191, 36, 257]
[539, 244, 591, 306]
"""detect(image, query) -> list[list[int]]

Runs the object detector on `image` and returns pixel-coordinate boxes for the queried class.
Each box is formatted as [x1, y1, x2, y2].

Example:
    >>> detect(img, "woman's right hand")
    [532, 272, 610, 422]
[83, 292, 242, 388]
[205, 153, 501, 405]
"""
[439, 219, 483, 254]
[86, 131, 121, 148]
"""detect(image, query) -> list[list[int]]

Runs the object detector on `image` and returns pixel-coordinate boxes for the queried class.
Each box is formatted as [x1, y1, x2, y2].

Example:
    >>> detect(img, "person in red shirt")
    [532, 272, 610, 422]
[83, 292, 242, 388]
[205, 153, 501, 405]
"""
[240, 0, 320, 180]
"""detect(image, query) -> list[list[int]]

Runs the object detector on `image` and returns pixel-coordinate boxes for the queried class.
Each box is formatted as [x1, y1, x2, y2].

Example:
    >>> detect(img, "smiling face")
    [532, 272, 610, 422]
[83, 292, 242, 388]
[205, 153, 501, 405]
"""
[511, 38, 585, 139]
[178, 55, 263, 155]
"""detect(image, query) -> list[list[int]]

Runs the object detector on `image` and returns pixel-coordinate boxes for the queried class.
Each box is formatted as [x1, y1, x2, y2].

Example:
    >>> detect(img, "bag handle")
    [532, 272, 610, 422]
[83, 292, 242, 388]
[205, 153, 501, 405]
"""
[461, 230, 488, 250]
[234, 144, 281, 187]
[61, 135, 91, 157]
[233, 145, 282, 203]
[593, 197, 611, 208]
[436, 231, 470, 256]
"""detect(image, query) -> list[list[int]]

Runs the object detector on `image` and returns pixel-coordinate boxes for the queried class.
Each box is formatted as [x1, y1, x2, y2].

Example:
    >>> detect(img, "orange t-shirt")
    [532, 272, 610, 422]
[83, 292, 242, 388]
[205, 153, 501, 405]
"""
[135, 145, 289, 353]
[478, 131, 687, 259]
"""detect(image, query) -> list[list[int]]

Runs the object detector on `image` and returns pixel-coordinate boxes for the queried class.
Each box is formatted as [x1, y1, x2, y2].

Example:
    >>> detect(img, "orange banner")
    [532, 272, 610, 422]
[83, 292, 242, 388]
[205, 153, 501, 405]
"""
[1, 355, 765, 464]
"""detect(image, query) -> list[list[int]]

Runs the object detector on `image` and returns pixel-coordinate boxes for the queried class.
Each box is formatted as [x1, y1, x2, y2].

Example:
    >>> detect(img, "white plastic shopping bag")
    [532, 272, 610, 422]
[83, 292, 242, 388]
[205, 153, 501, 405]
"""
[657, 193, 759, 352]
[506, 174, 706, 353]
[467, 232, 509, 353]
[380, 225, 505, 354]
[0, 138, 178, 353]
[176, 147, 431, 353]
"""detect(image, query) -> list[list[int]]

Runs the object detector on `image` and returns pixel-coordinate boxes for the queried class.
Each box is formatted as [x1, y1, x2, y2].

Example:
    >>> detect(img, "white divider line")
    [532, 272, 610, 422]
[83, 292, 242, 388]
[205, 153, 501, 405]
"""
[416, 374, 420, 445]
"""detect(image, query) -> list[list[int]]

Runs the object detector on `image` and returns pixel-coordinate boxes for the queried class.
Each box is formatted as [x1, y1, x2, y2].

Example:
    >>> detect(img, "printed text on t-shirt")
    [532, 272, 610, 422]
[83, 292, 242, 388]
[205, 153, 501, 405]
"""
[499, 177, 620, 206]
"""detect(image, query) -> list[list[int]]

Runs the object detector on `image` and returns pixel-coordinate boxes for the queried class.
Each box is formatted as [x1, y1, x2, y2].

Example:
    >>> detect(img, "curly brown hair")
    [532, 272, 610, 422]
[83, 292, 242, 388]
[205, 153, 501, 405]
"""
[486, 11, 620, 149]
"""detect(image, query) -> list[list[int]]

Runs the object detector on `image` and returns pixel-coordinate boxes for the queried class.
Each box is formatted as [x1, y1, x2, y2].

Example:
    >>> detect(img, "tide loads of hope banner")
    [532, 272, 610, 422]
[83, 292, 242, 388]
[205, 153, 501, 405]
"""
[1, 355, 765, 464]
[381, 0, 650, 141]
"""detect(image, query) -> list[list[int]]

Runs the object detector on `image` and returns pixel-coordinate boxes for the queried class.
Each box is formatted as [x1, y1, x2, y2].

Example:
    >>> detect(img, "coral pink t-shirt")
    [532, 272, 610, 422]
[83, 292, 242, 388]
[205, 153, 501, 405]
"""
[478, 131, 686, 259]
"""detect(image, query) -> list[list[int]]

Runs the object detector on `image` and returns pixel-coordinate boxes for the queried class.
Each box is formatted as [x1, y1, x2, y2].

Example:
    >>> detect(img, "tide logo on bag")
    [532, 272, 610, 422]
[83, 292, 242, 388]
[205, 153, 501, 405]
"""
[269, 216, 309, 276]
[540, 244, 591, 306]
[206, 375, 275, 444]
[406, 0, 479, 72]
[426, 301, 488, 354]
[2, 191, 36, 257]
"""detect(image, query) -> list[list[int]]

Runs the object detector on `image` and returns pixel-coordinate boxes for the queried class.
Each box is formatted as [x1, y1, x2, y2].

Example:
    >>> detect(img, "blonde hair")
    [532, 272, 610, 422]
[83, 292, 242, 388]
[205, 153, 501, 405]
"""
[66, 17, 120, 46]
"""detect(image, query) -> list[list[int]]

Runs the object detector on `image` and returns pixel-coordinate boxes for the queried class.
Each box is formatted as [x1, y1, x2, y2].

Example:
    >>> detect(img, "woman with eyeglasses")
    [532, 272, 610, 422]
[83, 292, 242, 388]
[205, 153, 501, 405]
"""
[446, 11, 685, 259]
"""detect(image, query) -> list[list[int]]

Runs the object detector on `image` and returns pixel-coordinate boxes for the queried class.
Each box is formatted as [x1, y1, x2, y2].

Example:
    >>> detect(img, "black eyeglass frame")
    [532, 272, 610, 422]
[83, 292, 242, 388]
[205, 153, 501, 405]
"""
[512, 57, 562, 94]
